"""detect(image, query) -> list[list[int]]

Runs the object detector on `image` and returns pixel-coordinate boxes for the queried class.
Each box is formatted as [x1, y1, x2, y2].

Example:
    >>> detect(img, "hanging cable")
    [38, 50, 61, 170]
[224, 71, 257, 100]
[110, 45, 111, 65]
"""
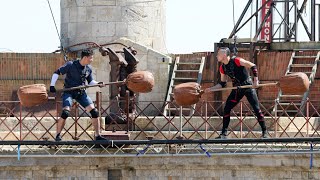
[47, 0, 61, 42]
[46, 0, 68, 61]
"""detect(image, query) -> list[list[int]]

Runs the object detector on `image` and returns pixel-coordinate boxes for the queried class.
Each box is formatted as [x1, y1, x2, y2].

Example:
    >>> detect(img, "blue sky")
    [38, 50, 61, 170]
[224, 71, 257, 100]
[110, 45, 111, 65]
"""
[0, 0, 312, 53]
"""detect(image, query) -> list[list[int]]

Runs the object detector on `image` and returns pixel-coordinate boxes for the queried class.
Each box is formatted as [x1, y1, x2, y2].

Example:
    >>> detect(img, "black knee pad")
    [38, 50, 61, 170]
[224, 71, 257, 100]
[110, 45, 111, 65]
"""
[61, 109, 70, 119]
[90, 108, 99, 118]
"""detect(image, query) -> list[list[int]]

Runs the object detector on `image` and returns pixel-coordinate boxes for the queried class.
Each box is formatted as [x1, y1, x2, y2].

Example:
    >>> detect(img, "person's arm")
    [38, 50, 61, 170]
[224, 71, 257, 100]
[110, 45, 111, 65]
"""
[50, 62, 72, 92]
[238, 58, 259, 86]
[205, 73, 227, 93]
[50, 70, 60, 92]
[87, 72, 104, 87]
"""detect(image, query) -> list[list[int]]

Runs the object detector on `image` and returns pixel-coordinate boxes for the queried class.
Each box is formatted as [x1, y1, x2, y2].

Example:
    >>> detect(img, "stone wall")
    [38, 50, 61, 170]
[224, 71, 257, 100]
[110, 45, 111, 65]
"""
[0, 155, 319, 179]
[60, 0, 167, 53]
[85, 38, 171, 115]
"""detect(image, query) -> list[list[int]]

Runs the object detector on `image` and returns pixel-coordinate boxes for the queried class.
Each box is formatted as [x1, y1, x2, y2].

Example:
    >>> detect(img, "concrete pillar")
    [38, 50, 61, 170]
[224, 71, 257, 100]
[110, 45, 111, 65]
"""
[60, 0, 167, 53]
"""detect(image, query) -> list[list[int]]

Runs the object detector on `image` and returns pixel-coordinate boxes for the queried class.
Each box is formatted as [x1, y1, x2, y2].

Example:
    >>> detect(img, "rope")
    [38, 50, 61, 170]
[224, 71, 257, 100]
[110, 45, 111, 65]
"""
[46, 0, 61, 43]
[46, 0, 69, 61]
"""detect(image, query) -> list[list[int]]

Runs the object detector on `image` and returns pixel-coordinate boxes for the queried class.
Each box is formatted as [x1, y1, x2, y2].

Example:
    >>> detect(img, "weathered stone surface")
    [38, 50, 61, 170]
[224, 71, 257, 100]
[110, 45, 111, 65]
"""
[61, 1, 168, 115]
[0, 156, 318, 179]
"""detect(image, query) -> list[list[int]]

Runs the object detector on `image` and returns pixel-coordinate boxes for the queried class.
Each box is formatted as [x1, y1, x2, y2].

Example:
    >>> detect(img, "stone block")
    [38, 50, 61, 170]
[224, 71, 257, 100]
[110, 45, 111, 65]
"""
[97, 7, 122, 22]
[75, 22, 93, 38]
[106, 22, 116, 37]
[67, 23, 77, 38]
[61, 23, 69, 39]
[116, 0, 127, 6]
[61, 0, 77, 8]
[116, 22, 128, 36]
[86, 7, 99, 21]
[94, 169, 108, 178]
[61, 8, 70, 23]
[76, 0, 93, 6]
[69, 7, 87, 23]
[92, 22, 108, 36]
[93, 0, 116, 6]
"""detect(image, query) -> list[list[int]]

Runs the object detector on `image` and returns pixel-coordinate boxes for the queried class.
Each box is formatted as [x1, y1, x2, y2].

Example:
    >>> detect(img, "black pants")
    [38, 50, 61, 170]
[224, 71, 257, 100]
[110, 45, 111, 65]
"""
[221, 88, 266, 134]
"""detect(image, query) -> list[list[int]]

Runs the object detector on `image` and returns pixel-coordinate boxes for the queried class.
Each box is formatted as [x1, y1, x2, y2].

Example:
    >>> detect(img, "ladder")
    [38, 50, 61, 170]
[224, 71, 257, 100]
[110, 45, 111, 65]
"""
[163, 56, 205, 116]
[274, 50, 320, 115]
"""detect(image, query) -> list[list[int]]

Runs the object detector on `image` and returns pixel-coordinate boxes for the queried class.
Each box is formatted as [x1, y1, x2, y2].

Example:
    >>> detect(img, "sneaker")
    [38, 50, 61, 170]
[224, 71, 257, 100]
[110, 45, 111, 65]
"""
[261, 131, 269, 138]
[55, 134, 62, 141]
[215, 133, 227, 139]
[95, 135, 108, 141]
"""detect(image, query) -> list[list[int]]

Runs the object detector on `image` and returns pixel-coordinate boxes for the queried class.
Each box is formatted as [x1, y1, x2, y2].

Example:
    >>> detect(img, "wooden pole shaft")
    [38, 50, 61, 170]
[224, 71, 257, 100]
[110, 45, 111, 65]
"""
[59, 81, 125, 92]
[209, 82, 279, 92]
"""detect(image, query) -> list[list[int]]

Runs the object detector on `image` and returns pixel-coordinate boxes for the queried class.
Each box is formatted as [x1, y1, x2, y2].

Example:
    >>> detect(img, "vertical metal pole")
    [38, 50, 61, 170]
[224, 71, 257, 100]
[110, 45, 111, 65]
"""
[74, 102, 78, 140]
[19, 103, 22, 141]
[55, 98, 58, 139]
[275, 98, 278, 138]
[306, 98, 310, 137]
[294, 0, 298, 41]
[126, 91, 130, 132]
[240, 101, 243, 139]
[249, 42, 253, 62]
[179, 106, 183, 138]
[256, 0, 259, 34]
[318, 5, 320, 41]
[168, 103, 171, 139]
[205, 101, 208, 139]
[96, 91, 104, 131]
[284, 0, 290, 41]
[311, 0, 316, 41]
[229, 0, 254, 38]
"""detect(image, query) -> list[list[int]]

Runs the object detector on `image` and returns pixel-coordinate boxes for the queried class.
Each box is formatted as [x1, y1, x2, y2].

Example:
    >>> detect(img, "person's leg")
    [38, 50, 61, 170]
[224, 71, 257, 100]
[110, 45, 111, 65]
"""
[219, 90, 244, 138]
[78, 93, 107, 140]
[245, 89, 268, 137]
[85, 104, 101, 136]
[56, 93, 73, 141]
[56, 108, 70, 133]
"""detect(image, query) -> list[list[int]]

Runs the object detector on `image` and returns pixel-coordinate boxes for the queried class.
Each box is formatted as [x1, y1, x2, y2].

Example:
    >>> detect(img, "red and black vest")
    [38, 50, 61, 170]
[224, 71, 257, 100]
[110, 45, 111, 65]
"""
[219, 56, 252, 86]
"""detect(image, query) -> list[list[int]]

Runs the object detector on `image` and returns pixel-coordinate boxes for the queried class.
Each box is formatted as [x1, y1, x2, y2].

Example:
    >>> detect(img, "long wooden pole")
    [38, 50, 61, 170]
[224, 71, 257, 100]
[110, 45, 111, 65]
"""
[209, 82, 278, 92]
[59, 81, 125, 92]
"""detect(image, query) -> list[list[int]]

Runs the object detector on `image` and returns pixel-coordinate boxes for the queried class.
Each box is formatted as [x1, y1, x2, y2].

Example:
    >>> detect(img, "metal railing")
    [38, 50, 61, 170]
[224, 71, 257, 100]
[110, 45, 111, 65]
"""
[0, 97, 319, 156]
[0, 98, 319, 140]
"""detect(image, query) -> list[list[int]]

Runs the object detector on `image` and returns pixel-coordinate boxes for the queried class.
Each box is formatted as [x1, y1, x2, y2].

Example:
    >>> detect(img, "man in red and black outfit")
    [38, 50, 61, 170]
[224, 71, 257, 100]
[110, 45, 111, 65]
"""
[205, 47, 268, 139]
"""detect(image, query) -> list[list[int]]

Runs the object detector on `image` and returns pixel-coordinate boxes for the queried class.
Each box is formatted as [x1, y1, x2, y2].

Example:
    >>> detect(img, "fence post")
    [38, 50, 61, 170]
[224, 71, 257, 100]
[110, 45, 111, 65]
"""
[96, 91, 104, 131]
[240, 101, 243, 139]
[19, 103, 22, 141]
[168, 102, 171, 139]
[274, 98, 278, 138]
[75, 102, 78, 140]
[125, 91, 130, 132]
[306, 98, 310, 137]
[178, 106, 183, 139]
[205, 101, 208, 140]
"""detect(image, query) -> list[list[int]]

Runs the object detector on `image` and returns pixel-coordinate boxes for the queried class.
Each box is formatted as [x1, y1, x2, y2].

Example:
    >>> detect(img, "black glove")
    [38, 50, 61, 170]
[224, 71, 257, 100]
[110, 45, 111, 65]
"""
[98, 82, 104, 87]
[50, 86, 56, 93]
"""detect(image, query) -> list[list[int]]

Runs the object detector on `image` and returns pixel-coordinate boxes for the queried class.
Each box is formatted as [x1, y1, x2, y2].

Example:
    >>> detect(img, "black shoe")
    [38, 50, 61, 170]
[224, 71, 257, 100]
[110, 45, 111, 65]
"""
[261, 131, 269, 138]
[55, 134, 62, 141]
[215, 133, 227, 139]
[95, 135, 108, 141]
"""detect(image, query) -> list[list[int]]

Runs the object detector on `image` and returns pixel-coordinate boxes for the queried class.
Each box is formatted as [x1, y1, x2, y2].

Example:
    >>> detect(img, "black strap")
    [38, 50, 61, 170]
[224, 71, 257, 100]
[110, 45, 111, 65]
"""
[74, 61, 88, 85]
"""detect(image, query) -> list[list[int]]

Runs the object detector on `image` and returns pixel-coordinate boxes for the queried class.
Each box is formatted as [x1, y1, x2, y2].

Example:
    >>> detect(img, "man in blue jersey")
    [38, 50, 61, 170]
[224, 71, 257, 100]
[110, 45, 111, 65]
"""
[50, 49, 107, 141]
[205, 47, 268, 139]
